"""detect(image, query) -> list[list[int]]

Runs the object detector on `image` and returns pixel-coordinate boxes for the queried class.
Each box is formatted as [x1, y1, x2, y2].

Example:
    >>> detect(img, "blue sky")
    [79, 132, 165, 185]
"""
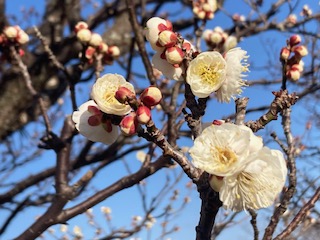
[1, 0, 319, 239]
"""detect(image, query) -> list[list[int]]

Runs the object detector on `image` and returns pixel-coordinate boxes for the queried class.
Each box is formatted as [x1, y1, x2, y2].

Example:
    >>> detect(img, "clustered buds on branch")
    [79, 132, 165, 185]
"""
[0, 25, 29, 60]
[202, 26, 238, 52]
[280, 34, 308, 81]
[75, 21, 120, 65]
[192, 0, 218, 20]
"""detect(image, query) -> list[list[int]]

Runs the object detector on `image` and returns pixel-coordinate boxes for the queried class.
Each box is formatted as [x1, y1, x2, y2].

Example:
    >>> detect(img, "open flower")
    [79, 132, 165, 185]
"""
[189, 123, 263, 176]
[190, 122, 287, 212]
[186, 51, 227, 98]
[219, 147, 287, 211]
[91, 74, 135, 116]
[72, 100, 119, 144]
[216, 48, 249, 102]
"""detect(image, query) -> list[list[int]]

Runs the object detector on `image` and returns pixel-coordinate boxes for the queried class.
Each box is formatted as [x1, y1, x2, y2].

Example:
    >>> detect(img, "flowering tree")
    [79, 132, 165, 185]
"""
[0, 0, 319, 239]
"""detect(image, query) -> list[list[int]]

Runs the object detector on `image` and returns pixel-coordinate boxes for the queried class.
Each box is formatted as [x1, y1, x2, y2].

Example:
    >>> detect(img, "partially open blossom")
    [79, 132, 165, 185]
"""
[74, 21, 88, 32]
[145, 17, 173, 52]
[289, 35, 301, 47]
[115, 86, 135, 104]
[189, 122, 287, 211]
[91, 74, 135, 116]
[136, 106, 151, 124]
[152, 51, 184, 80]
[140, 86, 162, 107]
[89, 33, 103, 47]
[292, 45, 308, 57]
[120, 113, 138, 136]
[216, 48, 249, 102]
[77, 28, 92, 43]
[72, 100, 119, 144]
[280, 47, 290, 61]
[3, 26, 18, 39]
[186, 51, 226, 98]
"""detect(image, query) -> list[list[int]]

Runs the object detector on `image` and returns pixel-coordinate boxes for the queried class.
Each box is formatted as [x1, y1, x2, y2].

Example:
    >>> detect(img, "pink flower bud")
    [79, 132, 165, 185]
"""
[3, 26, 18, 39]
[77, 29, 92, 43]
[292, 45, 308, 57]
[120, 114, 138, 136]
[140, 86, 162, 107]
[165, 46, 184, 65]
[289, 35, 301, 47]
[157, 30, 177, 48]
[136, 106, 151, 124]
[74, 21, 88, 33]
[89, 33, 103, 47]
[280, 47, 290, 60]
[291, 63, 303, 72]
[115, 86, 135, 104]
[98, 42, 108, 53]
[286, 68, 301, 81]
[85, 46, 96, 59]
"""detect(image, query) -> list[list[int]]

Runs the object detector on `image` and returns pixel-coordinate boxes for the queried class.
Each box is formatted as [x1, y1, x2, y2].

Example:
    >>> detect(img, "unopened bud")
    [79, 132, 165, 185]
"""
[3, 26, 18, 39]
[98, 42, 108, 53]
[195, 10, 206, 19]
[77, 29, 92, 43]
[140, 86, 162, 107]
[289, 35, 301, 47]
[208, 175, 224, 192]
[85, 46, 96, 59]
[74, 21, 88, 33]
[165, 46, 184, 65]
[291, 63, 303, 72]
[89, 33, 103, 47]
[136, 106, 151, 124]
[108, 46, 120, 58]
[292, 45, 308, 57]
[286, 68, 301, 81]
[120, 114, 138, 136]
[16, 30, 29, 45]
[280, 47, 290, 60]
[210, 32, 223, 44]
[115, 87, 135, 104]
[158, 30, 177, 48]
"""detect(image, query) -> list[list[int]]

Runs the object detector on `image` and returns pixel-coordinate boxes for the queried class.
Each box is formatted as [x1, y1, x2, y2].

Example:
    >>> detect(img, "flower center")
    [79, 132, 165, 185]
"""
[214, 146, 238, 169]
[103, 90, 118, 104]
[198, 62, 224, 86]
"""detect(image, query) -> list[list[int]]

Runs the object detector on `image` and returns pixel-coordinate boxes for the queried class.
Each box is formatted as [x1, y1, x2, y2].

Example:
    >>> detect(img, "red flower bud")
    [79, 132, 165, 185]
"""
[140, 86, 162, 107]
[136, 106, 151, 124]
[115, 86, 135, 104]
[289, 35, 301, 47]
[120, 114, 138, 136]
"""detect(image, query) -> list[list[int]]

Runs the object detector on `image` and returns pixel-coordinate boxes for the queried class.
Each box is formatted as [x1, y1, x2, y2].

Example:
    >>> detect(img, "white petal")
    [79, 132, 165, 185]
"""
[152, 52, 184, 81]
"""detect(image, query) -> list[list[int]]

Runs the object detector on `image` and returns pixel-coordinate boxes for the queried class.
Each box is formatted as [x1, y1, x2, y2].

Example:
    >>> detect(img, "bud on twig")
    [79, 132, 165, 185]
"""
[140, 86, 162, 107]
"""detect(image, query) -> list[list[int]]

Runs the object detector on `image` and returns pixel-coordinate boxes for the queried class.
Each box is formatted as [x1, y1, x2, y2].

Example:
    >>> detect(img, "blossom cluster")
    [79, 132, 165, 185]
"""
[192, 0, 218, 20]
[75, 21, 120, 65]
[72, 74, 162, 144]
[0, 25, 29, 58]
[280, 34, 308, 81]
[202, 27, 238, 52]
[189, 121, 287, 212]
[145, 17, 248, 102]
[145, 17, 195, 81]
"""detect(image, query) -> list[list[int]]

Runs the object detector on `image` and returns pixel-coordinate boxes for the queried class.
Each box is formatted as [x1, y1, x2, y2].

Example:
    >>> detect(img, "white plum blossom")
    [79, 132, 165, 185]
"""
[189, 122, 287, 212]
[186, 51, 227, 98]
[91, 74, 135, 116]
[216, 48, 249, 102]
[189, 123, 262, 176]
[218, 147, 287, 211]
[72, 100, 119, 144]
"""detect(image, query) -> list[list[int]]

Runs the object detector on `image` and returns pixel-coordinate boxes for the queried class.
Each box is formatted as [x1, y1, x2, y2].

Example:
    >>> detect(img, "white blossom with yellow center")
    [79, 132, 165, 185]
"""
[186, 51, 226, 98]
[91, 74, 135, 116]
[216, 47, 249, 102]
[219, 147, 287, 211]
[189, 123, 263, 176]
